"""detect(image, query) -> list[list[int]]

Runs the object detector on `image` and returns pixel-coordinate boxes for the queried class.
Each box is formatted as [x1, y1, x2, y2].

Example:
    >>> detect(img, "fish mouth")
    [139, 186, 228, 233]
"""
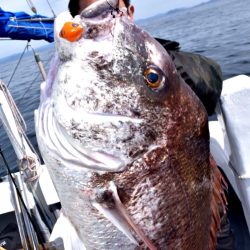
[68, 111, 143, 125]
[81, 0, 119, 19]
[37, 102, 145, 173]
[79, 0, 128, 33]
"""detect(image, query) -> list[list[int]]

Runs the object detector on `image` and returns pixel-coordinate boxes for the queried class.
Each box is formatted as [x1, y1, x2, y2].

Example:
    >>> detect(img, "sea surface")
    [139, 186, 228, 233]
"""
[0, 0, 249, 174]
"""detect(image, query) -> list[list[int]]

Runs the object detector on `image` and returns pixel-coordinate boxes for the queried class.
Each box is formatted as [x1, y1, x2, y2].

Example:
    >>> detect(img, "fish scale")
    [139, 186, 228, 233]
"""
[35, 0, 225, 249]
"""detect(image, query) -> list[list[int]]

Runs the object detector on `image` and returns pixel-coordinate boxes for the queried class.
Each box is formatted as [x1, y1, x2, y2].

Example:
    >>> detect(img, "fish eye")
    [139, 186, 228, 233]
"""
[144, 66, 164, 90]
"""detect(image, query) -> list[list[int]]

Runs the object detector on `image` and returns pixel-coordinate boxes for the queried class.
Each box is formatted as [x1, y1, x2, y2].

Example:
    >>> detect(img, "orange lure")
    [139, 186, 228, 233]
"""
[60, 22, 84, 42]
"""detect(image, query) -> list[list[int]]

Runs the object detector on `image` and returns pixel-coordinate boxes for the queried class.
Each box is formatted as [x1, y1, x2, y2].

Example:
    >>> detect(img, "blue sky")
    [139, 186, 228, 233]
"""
[0, 0, 210, 57]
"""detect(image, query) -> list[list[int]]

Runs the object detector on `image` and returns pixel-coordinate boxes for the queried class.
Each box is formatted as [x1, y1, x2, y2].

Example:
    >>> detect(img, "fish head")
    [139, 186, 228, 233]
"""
[49, 0, 208, 173]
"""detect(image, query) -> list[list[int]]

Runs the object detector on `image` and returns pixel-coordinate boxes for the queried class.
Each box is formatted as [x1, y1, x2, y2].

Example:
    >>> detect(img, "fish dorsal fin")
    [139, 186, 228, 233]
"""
[209, 155, 228, 250]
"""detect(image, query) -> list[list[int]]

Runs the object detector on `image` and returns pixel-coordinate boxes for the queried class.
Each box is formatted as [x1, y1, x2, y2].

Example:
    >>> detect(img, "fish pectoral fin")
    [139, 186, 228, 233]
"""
[92, 202, 138, 245]
[90, 182, 157, 250]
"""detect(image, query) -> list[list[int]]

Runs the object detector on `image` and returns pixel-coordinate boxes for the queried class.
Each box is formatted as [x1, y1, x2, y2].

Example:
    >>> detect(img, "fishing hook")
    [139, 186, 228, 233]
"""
[106, 0, 124, 18]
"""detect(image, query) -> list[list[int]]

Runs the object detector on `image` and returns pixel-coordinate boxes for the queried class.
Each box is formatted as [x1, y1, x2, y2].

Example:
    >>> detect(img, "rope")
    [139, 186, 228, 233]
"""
[17, 71, 41, 106]
[7, 41, 30, 88]
[26, 0, 37, 14]
[15, 68, 44, 165]
[0, 82, 26, 131]
[0, 53, 53, 151]
[26, 0, 56, 18]
[0, 44, 54, 162]
[19, 156, 41, 182]
[0, 82, 28, 157]
[8, 17, 55, 22]
[46, 0, 56, 17]
[3, 72, 45, 151]
[0, 36, 55, 162]
[39, 20, 49, 40]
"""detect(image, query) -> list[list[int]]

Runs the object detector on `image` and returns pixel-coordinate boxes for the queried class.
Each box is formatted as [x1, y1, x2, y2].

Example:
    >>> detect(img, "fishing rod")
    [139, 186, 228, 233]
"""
[8, 172, 30, 250]
[0, 149, 45, 250]
[28, 44, 47, 82]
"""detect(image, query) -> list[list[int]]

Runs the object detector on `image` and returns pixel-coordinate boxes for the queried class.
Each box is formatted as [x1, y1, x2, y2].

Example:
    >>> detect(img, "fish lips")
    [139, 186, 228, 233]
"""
[81, 0, 119, 19]
[78, 0, 129, 40]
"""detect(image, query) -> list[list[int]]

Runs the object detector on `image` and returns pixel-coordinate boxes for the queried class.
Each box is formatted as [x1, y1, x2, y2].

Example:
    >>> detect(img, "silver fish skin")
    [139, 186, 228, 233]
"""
[35, 0, 212, 249]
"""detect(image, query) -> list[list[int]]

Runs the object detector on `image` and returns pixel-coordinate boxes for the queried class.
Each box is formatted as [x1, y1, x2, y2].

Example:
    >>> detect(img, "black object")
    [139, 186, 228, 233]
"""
[216, 213, 235, 250]
[156, 38, 223, 116]
[0, 223, 22, 250]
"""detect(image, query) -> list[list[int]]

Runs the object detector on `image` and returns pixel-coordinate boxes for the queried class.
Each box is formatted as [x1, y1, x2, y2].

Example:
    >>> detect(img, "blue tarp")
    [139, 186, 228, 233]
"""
[0, 7, 54, 42]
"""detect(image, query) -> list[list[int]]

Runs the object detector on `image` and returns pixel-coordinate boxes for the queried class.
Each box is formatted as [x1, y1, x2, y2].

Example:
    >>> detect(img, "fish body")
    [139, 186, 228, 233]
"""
[36, 1, 217, 249]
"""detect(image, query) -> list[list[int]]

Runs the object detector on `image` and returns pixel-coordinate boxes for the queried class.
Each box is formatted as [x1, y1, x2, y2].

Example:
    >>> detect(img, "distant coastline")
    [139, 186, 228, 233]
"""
[0, 43, 53, 63]
[136, 0, 215, 24]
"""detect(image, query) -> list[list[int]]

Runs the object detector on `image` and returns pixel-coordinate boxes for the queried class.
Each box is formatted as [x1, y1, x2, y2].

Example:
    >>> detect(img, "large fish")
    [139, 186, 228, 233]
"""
[35, 0, 225, 249]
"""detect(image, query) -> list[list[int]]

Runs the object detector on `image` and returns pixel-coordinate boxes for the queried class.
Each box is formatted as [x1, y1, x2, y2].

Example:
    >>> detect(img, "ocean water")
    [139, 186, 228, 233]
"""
[139, 0, 250, 79]
[0, 0, 249, 176]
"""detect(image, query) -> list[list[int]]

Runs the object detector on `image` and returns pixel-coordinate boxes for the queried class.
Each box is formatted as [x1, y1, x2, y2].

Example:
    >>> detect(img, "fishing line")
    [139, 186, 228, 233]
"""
[46, 0, 56, 17]
[106, 0, 117, 9]
[106, 0, 122, 18]
[7, 41, 29, 88]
